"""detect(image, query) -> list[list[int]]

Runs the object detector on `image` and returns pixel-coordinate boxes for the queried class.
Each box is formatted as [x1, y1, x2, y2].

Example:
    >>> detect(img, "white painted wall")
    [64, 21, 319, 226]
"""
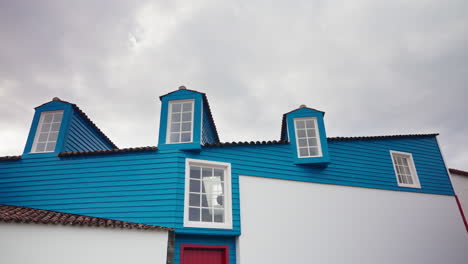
[238, 175, 468, 264]
[0, 223, 168, 264]
[451, 172, 468, 218]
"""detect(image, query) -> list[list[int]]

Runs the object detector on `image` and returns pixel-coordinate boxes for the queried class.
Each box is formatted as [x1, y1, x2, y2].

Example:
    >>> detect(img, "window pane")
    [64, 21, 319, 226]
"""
[189, 193, 200, 207]
[182, 103, 192, 112]
[48, 132, 58, 142]
[45, 142, 56, 152]
[296, 120, 305, 129]
[41, 123, 51, 132]
[190, 166, 201, 179]
[213, 169, 224, 181]
[181, 122, 192, 132]
[202, 168, 213, 178]
[171, 122, 181, 132]
[53, 113, 63, 122]
[305, 119, 314, 128]
[306, 129, 315, 137]
[202, 208, 212, 222]
[309, 147, 319, 156]
[172, 103, 182, 112]
[189, 180, 200, 192]
[172, 113, 181, 122]
[43, 114, 53, 123]
[201, 193, 209, 207]
[298, 138, 307, 147]
[407, 175, 413, 184]
[189, 207, 200, 221]
[297, 130, 306, 138]
[182, 112, 191, 122]
[299, 148, 309, 157]
[51, 122, 61, 131]
[36, 143, 46, 152]
[308, 138, 317, 147]
[180, 132, 191, 142]
[170, 133, 179, 143]
[214, 209, 224, 223]
[215, 195, 224, 206]
[39, 133, 49, 142]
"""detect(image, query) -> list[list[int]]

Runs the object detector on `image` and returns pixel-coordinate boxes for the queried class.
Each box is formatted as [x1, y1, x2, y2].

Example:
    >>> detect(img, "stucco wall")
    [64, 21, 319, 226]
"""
[451, 172, 468, 218]
[238, 175, 468, 264]
[0, 223, 168, 264]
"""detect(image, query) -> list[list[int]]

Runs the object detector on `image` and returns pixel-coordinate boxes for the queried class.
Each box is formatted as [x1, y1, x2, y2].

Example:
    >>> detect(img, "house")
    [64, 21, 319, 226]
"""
[0, 86, 467, 264]
[449, 168, 468, 231]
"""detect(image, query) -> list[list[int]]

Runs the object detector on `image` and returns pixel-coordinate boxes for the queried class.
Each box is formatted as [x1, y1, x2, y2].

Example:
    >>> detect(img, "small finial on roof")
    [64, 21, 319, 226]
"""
[299, 104, 307, 108]
[178, 85, 187, 90]
[52, 97, 61, 101]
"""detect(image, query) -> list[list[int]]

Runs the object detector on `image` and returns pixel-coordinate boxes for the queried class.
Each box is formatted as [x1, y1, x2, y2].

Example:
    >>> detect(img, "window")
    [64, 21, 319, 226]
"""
[184, 159, 232, 229]
[294, 117, 322, 158]
[31, 110, 63, 153]
[167, 100, 194, 144]
[390, 151, 421, 188]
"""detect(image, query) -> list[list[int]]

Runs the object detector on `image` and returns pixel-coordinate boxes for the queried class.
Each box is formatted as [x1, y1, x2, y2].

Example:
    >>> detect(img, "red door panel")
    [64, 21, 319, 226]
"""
[181, 245, 229, 264]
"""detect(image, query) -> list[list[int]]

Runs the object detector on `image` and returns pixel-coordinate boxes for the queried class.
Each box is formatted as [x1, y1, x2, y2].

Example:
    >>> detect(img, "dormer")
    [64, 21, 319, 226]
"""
[158, 86, 219, 151]
[281, 105, 330, 165]
[23, 97, 116, 157]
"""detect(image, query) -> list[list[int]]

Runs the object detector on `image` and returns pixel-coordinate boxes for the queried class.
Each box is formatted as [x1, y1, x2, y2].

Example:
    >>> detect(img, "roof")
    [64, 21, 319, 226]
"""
[36, 98, 118, 149]
[449, 168, 468, 177]
[0, 204, 172, 231]
[327, 133, 439, 141]
[280, 106, 325, 140]
[0, 155, 21, 161]
[58, 146, 157, 157]
[160, 88, 220, 143]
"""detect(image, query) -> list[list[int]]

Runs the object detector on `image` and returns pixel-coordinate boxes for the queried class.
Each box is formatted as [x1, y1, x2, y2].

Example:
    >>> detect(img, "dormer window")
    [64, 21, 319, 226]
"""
[31, 110, 63, 153]
[167, 99, 194, 144]
[294, 117, 322, 158]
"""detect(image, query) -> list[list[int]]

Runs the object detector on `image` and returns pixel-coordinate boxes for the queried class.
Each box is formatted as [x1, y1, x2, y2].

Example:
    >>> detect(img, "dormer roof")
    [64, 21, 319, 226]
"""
[280, 105, 325, 141]
[35, 98, 117, 149]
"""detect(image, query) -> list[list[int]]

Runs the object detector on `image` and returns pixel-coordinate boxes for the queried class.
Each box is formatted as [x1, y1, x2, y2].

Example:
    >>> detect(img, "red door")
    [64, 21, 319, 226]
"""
[181, 245, 229, 264]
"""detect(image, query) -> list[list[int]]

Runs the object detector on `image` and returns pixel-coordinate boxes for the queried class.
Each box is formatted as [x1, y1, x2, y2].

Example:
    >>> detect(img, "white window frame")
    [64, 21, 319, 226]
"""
[294, 117, 323, 158]
[390, 150, 421, 188]
[166, 99, 194, 144]
[184, 158, 233, 229]
[31, 110, 64, 153]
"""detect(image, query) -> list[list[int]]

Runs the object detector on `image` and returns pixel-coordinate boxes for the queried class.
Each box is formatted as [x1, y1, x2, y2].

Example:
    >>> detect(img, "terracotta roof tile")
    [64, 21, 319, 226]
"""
[0, 204, 172, 231]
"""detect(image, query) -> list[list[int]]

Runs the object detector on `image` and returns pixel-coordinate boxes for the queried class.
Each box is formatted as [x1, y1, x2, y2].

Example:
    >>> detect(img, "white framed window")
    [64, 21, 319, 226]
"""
[294, 117, 322, 158]
[31, 110, 64, 153]
[184, 158, 232, 229]
[167, 99, 194, 144]
[390, 151, 421, 188]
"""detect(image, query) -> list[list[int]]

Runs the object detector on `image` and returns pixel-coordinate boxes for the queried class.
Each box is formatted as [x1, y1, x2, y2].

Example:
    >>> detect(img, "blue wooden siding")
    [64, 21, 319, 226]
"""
[0, 136, 453, 237]
[174, 234, 236, 264]
[63, 112, 114, 152]
[201, 106, 217, 144]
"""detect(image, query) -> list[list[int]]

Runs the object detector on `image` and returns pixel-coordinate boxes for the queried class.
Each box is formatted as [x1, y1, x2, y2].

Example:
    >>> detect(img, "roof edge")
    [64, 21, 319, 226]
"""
[449, 168, 468, 177]
[327, 133, 439, 141]
[58, 146, 157, 157]
[0, 155, 21, 162]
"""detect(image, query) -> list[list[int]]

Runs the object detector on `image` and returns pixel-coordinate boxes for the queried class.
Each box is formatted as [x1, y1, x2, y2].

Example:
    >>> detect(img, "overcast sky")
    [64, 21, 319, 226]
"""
[0, 0, 467, 170]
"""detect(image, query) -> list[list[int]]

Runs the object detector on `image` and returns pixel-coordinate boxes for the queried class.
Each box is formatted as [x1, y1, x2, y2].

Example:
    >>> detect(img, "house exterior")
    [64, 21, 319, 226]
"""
[0, 87, 467, 264]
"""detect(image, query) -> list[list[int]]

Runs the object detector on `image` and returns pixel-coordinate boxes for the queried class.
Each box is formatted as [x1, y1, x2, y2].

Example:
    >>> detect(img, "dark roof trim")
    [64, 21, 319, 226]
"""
[0, 204, 172, 231]
[58, 146, 157, 157]
[36, 98, 117, 149]
[204, 140, 289, 147]
[327, 133, 439, 141]
[160, 88, 220, 143]
[449, 168, 468, 177]
[0, 155, 21, 161]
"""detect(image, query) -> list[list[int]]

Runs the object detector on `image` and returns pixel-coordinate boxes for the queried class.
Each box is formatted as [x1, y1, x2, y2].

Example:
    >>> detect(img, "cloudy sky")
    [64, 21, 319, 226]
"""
[1, 0, 467, 170]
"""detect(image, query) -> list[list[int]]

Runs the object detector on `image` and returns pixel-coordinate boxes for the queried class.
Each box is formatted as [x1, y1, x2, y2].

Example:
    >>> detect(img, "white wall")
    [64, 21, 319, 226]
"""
[238, 175, 468, 264]
[0, 223, 168, 264]
[451, 172, 468, 218]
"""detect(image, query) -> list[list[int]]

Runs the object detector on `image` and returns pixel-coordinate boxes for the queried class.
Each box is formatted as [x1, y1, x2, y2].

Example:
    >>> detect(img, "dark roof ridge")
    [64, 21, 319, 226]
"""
[0, 155, 21, 162]
[449, 168, 468, 177]
[0, 204, 172, 231]
[35, 98, 117, 149]
[159, 88, 205, 99]
[58, 146, 157, 157]
[327, 133, 439, 141]
[204, 140, 289, 147]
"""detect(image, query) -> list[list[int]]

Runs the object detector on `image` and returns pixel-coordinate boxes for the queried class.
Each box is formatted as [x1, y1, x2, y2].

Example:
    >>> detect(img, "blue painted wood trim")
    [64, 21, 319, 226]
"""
[22, 101, 73, 157]
[158, 90, 203, 151]
[285, 108, 330, 164]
